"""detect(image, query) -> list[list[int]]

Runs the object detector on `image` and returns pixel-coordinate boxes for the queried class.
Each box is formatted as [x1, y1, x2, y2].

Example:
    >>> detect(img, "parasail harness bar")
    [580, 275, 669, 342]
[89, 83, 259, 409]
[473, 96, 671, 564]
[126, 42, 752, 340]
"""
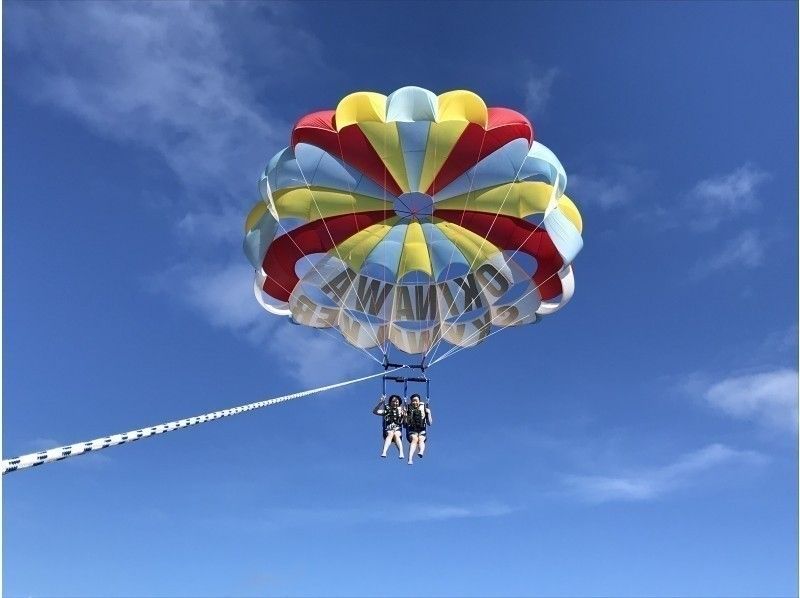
[381, 356, 430, 401]
[2, 368, 400, 475]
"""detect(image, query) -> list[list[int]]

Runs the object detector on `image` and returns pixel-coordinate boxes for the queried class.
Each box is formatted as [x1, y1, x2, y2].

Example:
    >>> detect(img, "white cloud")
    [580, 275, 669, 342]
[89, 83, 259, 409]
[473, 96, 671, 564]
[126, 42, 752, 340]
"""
[182, 261, 266, 332]
[20, 437, 60, 452]
[691, 229, 765, 279]
[563, 444, 766, 503]
[5, 2, 316, 199]
[758, 325, 798, 358]
[568, 165, 652, 209]
[219, 502, 517, 530]
[525, 67, 559, 116]
[704, 369, 798, 433]
[152, 260, 373, 386]
[684, 163, 769, 230]
[272, 324, 372, 386]
[176, 206, 246, 247]
[7, 3, 367, 386]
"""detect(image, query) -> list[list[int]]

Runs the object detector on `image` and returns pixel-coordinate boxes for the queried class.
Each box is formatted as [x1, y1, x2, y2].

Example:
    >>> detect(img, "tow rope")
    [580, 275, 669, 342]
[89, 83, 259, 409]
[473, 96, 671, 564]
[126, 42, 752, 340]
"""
[3, 368, 398, 475]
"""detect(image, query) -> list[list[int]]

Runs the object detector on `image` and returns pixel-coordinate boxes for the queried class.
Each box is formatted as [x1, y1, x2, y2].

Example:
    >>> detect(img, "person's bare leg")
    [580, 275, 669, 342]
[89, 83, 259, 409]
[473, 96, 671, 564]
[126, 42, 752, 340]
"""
[418, 435, 426, 457]
[381, 432, 393, 457]
[408, 435, 418, 464]
[392, 431, 404, 458]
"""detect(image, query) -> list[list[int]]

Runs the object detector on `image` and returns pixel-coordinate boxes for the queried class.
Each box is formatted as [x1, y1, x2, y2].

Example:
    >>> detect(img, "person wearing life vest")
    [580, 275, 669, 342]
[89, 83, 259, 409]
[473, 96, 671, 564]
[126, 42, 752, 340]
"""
[405, 394, 432, 465]
[373, 394, 405, 459]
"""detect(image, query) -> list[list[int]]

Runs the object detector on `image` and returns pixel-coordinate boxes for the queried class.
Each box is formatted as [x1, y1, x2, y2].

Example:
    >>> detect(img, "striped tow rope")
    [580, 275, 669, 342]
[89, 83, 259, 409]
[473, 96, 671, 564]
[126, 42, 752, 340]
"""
[3, 368, 398, 475]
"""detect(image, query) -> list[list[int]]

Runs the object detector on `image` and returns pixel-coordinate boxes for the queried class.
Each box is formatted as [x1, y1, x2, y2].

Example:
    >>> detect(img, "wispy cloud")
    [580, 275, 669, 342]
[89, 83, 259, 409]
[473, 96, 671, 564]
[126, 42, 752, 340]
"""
[684, 163, 770, 230]
[176, 206, 247, 248]
[690, 229, 765, 279]
[525, 66, 559, 116]
[758, 325, 799, 360]
[563, 444, 766, 503]
[568, 165, 653, 209]
[5, 2, 303, 199]
[7, 0, 288, 220]
[272, 324, 371, 386]
[181, 261, 267, 332]
[7, 3, 360, 385]
[703, 369, 798, 433]
[149, 260, 370, 385]
[214, 502, 518, 531]
[21, 437, 61, 452]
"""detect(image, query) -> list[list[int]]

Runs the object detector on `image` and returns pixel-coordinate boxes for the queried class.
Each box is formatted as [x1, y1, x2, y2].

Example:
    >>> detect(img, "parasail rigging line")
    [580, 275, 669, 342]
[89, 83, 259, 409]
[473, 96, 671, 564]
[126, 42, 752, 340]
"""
[429, 265, 563, 366]
[293, 147, 387, 356]
[425, 144, 542, 364]
[262, 177, 384, 367]
[257, 252, 385, 367]
[333, 125, 393, 358]
[420, 126, 488, 361]
[429, 173, 567, 366]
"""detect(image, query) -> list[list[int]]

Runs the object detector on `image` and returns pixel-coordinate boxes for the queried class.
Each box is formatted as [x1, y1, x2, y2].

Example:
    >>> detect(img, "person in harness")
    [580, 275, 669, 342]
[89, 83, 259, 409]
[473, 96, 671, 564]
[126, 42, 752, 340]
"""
[405, 394, 432, 465]
[373, 394, 405, 459]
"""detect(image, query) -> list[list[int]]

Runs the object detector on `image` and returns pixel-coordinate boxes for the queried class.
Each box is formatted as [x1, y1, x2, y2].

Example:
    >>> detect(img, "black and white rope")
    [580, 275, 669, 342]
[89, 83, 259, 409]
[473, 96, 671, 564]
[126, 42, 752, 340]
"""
[2, 368, 399, 475]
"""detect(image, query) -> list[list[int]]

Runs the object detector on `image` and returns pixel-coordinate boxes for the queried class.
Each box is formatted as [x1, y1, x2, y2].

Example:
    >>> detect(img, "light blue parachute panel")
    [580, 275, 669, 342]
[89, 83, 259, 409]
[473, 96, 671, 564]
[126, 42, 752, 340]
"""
[260, 148, 304, 199]
[397, 121, 432, 192]
[294, 143, 391, 199]
[294, 253, 329, 279]
[520, 141, 567, 195]
[398, 270, 433, 286]
[432, 138, 530, 202]
[544, 208, 583, 264]
[243, 207, 279, 269]
[386, 86, 438, 122]
[361, 223, 409, 282]
[421, 222, 471, 282]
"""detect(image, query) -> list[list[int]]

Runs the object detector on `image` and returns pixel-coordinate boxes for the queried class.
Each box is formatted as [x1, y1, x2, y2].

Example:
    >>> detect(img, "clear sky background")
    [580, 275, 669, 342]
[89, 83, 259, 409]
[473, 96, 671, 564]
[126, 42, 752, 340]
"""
[3, 2, 798, 597]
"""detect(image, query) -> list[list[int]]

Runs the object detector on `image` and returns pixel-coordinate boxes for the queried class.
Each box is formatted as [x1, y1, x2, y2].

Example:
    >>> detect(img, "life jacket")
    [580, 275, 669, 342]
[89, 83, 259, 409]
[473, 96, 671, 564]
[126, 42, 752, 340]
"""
[383, 405, 403, 429]
[406, 405, 426, 431]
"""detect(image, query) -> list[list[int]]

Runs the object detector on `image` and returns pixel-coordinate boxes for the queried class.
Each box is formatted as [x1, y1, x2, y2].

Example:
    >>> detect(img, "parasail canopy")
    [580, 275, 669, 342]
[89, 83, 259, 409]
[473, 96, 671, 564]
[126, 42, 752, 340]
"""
[244, 86, 583, 357]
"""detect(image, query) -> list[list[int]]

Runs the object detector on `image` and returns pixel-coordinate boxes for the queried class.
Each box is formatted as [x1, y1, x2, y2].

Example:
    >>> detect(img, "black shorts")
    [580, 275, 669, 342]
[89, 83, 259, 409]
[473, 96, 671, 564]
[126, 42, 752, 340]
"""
[406, 429, 426, 442]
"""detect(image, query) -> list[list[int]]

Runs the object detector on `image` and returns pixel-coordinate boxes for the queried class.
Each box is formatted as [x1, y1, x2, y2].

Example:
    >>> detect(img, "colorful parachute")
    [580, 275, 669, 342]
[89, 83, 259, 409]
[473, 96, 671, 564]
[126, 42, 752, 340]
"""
[244, 87, 583, 356]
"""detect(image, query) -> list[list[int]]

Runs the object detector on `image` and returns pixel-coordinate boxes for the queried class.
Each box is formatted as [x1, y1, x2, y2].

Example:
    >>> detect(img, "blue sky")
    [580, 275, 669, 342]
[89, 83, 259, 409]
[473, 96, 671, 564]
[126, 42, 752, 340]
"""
[3, 2, 798, 596]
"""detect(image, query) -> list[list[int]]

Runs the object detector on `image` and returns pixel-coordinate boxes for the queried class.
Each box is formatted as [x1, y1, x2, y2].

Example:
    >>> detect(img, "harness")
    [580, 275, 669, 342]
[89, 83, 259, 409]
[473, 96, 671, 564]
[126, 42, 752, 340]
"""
[382, 405, 403, 431]
[406, 405, 427, 432]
